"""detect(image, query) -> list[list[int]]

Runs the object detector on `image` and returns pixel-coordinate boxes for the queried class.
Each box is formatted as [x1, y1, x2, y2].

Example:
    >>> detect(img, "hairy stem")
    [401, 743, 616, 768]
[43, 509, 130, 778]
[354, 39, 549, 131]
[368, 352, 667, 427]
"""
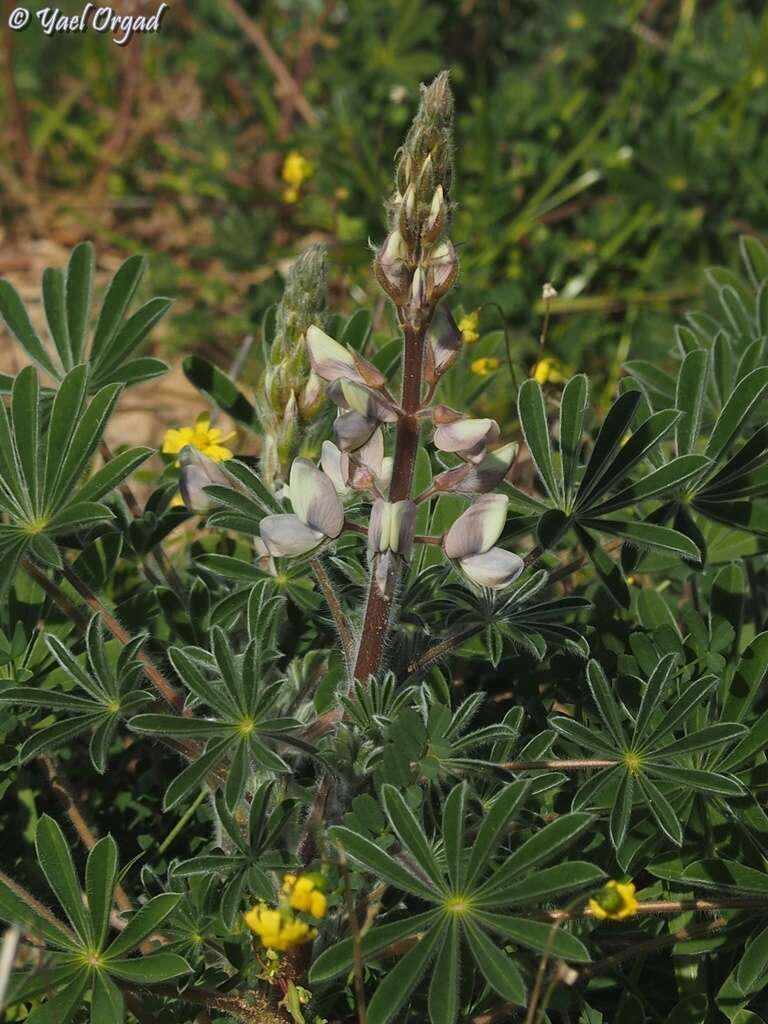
[121, 981, 288, 1024]
[580, 916, 730, 978]
[353, 322, 427, 682]
[310, 557, 353, 667]
[39, 755, 133, 913]
[338, 847, 369, 1024]
[59, 562, 185, 714]
[0, 869, 77, 946]
[499, 758, 618, 771]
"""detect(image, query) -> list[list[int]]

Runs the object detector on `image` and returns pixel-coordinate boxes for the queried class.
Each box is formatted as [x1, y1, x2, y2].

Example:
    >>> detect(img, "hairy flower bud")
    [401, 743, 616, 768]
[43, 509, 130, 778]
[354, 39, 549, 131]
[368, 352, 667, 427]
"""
[422, 185, 447, 245]
[298, 372, 324, 420]
[374, 230, 411, 303]
[425, 239, 458, 302]
[369, 499, 417, 597]
[385, 72, 455, 268]
[432, 442, 518, 495]
[424, 306, 462, 384]
[257, 245, 329, 488]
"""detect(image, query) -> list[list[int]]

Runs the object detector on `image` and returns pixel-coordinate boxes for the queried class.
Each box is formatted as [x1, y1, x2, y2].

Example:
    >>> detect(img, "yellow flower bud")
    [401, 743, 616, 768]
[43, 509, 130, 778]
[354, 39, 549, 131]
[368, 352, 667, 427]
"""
[471, 357, 500, 377]
[458, 311, 480, 345]
[588, 880, 638, 921]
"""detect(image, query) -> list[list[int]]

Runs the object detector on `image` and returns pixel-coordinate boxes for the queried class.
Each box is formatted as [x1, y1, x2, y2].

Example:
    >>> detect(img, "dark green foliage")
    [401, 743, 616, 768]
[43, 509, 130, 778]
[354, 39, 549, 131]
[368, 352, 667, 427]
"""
[1, 128, 768, 1024]
[0, 817, 188, 1024]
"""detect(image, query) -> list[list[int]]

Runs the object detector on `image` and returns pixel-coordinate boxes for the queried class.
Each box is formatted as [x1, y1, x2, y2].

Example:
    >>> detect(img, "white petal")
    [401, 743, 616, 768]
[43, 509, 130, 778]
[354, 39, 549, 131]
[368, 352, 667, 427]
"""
[358, 429, 384, 478]
[289, 458, 344, 538]
[340, 380, 398, 423]
[434, 442, 518, 495]
[333, 411, 377, 452]
[459, 548, 524, 590]
[177, 447, 232, 511]
[433, 418, 500, 456]
[368, 499, 385, 553]
[260, 514, 324, 557]
[320, 441, 350, 494]
[443, 494, 509, 560]
[306, 325, 361, 383]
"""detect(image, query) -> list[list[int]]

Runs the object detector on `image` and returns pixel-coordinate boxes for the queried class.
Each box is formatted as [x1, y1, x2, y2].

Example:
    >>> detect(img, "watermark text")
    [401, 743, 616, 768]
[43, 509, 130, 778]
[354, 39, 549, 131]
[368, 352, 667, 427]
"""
[8, 4, 169, 45]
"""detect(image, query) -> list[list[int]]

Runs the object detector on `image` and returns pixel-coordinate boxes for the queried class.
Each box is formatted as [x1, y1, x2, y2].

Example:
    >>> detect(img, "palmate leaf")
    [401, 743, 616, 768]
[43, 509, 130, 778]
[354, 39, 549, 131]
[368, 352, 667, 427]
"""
[0, 617, 150, 772]
[0, 365, 152, 599]
[129, 627, 304, 810]
[518, 379, 698, 603]
[312, 782, 599, 1024]
[550, 657, 746, 848]
[0, 243, 170, 391]
[0, 816, 189, 1024]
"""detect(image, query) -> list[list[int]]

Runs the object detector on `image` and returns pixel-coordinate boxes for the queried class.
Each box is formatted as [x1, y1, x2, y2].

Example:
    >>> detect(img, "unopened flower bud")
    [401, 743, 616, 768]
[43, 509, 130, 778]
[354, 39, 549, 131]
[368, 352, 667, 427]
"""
[424, 306, 462, 384]
[277, 392, 299, 468]
[422, 185, 447, 245]
[298, 372, 324, 419]
[417, 152, 435, 200]
[374, 230, 411, 303]
[410, 267, 426, 317]
[425, 239, 458, 302]
[257, 244, 329, 488]
[369, 499, 416, 557]
[399, 183, 417, 243]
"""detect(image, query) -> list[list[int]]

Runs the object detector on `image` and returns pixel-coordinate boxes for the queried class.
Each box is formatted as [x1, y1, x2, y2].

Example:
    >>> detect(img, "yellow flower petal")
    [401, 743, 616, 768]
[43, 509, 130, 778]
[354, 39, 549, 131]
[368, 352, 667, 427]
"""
[471, 357, 500, 377]
[162, 427, 195, 455]
[310, 891, 327, 918]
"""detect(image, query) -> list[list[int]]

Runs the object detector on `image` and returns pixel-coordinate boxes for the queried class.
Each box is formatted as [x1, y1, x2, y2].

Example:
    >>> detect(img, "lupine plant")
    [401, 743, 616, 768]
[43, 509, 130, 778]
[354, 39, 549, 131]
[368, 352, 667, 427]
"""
[1, 72, 768, 1024]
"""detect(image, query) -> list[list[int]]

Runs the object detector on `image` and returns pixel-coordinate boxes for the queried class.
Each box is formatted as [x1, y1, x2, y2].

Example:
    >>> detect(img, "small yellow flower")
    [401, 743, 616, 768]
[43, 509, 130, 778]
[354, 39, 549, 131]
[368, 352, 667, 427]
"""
[567, 11, 586, 30]
[282, 150, 314, 203]
[471, 356, 499, 377]
[162, 413, 234, 466]
[243, 902, 318, 953]
[588, 880, 638, 921]
[282, 873, 328, 918]
[458, 311, 481, 345]
[532, 357, 566, 385]
[335, 186, 350, 201]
